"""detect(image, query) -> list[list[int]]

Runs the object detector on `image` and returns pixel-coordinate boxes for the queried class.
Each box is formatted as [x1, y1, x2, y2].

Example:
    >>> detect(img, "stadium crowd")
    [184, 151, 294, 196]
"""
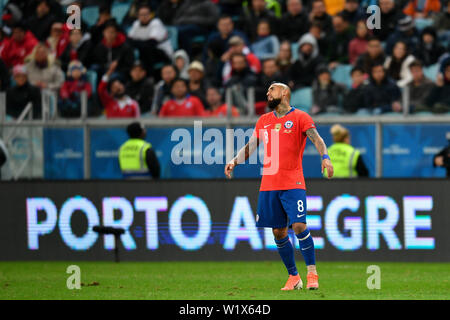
[0, 0, 449, 119]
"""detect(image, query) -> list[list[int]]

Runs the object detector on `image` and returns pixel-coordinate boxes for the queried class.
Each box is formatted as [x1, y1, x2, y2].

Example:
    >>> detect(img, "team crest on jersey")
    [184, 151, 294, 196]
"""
[275, 123, 282, 131]
[284, 120, 294, 129]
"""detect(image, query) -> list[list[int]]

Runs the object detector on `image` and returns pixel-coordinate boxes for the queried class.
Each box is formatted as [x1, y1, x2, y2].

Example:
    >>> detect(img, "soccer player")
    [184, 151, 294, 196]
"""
[224, 82, 334, 290]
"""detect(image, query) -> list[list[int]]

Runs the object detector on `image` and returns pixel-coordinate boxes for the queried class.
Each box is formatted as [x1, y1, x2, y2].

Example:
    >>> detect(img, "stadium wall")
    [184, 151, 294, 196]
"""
[1, 179, 449, 262]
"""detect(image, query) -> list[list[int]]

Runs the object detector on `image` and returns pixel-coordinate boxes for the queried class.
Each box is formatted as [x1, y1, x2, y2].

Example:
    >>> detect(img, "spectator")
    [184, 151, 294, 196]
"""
[121, 0, 154, 29]
[326, 124, 369, 178]
[173, 50, 190, 80]
[327, 13, 355, 68]
[310, 65, 347, 115]
[426, 61, 450, 113]
[363, 64, 402, 114]
[151, 64, 178, 114]
[288, 33, 324, 89]
[250, 19, 280, 61]
[170, 0, 220, 55]
[25, 42, 65, 93]
[403, 0, 441, 18]
[414, 27, 446, 67]
[308, 21, 329, 56]
[385, 15, 420, 55]
[159, 78, 206, 117]
[432, 0, 450, 34]
[1, 22, 38, 68]
[323, 0, 346, 16]
[59, 28, 92, 73]
[355, 36, 386, 75]
[276, 40, 294, 79]
[26, 0, 58, 41]
[224, 52, 258, 113]
[187, 61, 209, 109]
[339, 0, 365, 24]
[221, 35, 261, 84]
[89, 20, 135, 80]
[279, 0, 310, 42]
[98, 61, 141, 118]
[239, 0, 279, 42]
[343, 66, 368, 113]
[348, 20, 369, 65]
[58, 60, 93, 118]
[6, 65, 42, 119]
[127, 4, 173, 77]
[407, 60, 435, 113]
[384, 40, 416, 88]
[0, 137, 8, 180]
[203, 15, 249, 61]
[372, 0, 403, 41]
[46, 21, 70, 59]
[156, 0, 184, 25]
[308, 0, 333, 35]
[255, 58, 284, 103]
[1, 2, 24, 31]
[205, 87, 240, 117]
[126, 61, 154, 115]
[89, 3, 114, 45]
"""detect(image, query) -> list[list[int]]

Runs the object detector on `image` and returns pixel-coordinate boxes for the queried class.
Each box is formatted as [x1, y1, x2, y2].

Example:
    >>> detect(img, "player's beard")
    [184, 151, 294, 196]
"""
[268, 98, 281, 110]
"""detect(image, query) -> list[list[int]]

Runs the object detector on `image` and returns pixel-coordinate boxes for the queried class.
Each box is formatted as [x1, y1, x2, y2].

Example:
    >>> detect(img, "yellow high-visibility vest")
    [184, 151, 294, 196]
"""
[118, 139, 152, 177]
[324, 142, 359, 178]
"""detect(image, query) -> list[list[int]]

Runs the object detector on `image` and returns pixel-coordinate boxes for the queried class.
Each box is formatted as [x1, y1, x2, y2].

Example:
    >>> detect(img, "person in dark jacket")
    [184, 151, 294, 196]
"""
[239, 0, 279, 43]
[26, 0, 58, 41]
[279, 0, 310, 42]
[414, 27, 446, 67]
[355, 36, 386, 75]
[343, 66, 367, 113]
[363, 64, 403, 114]
[426, 60, 450, 113]
[59, 28, 92, 73]
[385, 15, 421, 55]
[288, 33, 324, 89]
[308, 0, 333, 35]
[326, 13, 355, 67]
[310, 66, 347, 115]
[255, 58, 284, 102]
[89, 20, 135, 80]
[372, 0, 403, 41]
[126, 61, 154, 115]
[407, 59, 435, 113]
[6, 65, 42, 119]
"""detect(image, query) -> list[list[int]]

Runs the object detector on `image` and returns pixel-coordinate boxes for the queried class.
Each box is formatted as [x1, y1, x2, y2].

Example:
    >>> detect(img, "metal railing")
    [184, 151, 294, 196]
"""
[1, 89, 450, 180]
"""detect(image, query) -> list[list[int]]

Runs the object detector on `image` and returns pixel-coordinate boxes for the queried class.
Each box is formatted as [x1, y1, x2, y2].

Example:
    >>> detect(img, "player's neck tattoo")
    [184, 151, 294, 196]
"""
[274, 103, 291, 118]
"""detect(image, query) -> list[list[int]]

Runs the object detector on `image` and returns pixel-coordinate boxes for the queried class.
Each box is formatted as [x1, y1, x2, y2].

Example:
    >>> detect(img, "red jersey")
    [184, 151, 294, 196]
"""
[252, 107, 316, 191]
[159, 95, 206, 117]
[208, 103, 240, 117]
[98, 79, 140, 118]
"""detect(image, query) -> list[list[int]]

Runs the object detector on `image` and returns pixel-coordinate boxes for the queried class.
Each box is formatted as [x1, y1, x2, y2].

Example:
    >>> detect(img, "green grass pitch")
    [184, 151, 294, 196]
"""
[0, 261, 449, 300]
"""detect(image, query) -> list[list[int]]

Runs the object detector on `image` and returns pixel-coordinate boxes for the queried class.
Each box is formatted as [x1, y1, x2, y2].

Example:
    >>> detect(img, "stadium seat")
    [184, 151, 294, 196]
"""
[423, 63, 439, 81]
[81, 6, 99, 27]
[291, 87, 312, 113]
[166, 26, 178, 51]
[291, 42, 299, 61]
[414, 18, 433, 31]
[86, 70, 98, 93]
[111, 2, 130, 25]
[331, 64, 353, 88]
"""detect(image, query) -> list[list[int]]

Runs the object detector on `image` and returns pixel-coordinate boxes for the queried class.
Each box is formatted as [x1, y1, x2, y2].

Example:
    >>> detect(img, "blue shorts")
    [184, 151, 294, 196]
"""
[256, 189, 307, 228]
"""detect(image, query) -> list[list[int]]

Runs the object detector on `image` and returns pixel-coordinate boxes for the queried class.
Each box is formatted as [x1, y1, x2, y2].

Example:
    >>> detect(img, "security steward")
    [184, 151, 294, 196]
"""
[324, 124, 368, 178]
[119, 122, 160, 179]
[433, 132, 450, 177]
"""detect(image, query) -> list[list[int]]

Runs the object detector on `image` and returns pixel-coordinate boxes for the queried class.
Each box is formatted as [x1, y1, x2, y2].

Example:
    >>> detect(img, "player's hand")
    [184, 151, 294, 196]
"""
[224, 161, 236, 179]
[322, 159, 333, 179]
[107, 60, 118, 76]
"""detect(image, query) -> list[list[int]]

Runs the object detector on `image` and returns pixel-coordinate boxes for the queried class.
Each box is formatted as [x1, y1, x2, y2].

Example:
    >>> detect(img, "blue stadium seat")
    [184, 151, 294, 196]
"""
[291, 87, 312, 113]
[291, 42, 299, 61]
[166, 26, 178, 51]
[86, 70, 98, 93]
[414, 18, 433, 31]
[81, 6, 99, 27]
[331, 64, 353, 88]
[423, 63, 439, 81]
[111, 2, 130, 25]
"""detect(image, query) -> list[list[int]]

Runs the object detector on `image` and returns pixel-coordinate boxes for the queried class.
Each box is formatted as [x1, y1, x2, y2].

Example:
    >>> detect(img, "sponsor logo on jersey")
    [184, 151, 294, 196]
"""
[275, 123, 282, 131]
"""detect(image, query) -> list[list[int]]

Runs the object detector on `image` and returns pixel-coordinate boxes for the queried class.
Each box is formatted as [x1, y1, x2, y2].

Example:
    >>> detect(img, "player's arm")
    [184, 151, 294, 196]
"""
[306, 128, 334, 179]
[224, 135, 259, 179]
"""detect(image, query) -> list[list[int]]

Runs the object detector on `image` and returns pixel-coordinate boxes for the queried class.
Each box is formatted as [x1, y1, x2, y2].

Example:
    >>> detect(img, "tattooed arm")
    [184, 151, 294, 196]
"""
[306, 128, 334, 178]
[225, 135, 259, 179]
